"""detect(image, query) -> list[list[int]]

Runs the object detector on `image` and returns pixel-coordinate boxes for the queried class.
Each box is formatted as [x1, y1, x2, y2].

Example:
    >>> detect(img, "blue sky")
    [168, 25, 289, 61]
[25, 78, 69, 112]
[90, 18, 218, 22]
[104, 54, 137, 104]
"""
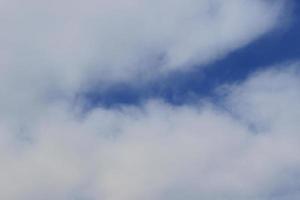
[83, 1, 300, 108]
[0, 0, 300, 199]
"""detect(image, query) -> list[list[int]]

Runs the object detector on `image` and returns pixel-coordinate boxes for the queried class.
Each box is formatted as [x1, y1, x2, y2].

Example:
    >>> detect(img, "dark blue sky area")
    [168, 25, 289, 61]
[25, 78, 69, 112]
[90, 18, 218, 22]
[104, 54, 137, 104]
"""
[82, 2, 300, 109]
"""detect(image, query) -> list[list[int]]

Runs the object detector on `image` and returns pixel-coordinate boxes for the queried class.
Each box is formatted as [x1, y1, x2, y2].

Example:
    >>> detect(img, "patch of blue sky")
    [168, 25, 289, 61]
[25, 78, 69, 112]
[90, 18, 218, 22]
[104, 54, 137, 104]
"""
[81, 1, 300, 109]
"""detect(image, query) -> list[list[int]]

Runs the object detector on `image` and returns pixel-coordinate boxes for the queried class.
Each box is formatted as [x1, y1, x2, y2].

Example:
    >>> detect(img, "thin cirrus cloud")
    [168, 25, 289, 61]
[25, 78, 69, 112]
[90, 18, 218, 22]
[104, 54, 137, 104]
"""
[0, 0, 299, 199]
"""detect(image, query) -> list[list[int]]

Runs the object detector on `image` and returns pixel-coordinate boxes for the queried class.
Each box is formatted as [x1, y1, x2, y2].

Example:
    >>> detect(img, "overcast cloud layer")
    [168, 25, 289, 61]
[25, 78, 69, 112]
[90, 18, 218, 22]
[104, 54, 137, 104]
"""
[0, 0, 299, 199]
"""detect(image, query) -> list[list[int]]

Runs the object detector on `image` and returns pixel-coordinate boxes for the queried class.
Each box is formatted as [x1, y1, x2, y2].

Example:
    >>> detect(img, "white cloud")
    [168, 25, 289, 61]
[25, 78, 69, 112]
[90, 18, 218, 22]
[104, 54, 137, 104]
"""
[0, 62, 300, 199]
[0, 0, 287, 91]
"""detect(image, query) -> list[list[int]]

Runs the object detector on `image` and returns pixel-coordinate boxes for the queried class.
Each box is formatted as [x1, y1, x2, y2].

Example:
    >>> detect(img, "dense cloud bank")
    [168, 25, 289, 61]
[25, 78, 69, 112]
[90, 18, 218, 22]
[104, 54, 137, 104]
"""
[0, 0, 299, 199]
[1, 63, 300, 200]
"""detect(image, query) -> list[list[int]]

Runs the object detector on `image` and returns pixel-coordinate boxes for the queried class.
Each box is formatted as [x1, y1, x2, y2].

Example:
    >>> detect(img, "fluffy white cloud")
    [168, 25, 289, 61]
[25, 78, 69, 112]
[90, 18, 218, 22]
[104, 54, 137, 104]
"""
[0, 62, 300, 199]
